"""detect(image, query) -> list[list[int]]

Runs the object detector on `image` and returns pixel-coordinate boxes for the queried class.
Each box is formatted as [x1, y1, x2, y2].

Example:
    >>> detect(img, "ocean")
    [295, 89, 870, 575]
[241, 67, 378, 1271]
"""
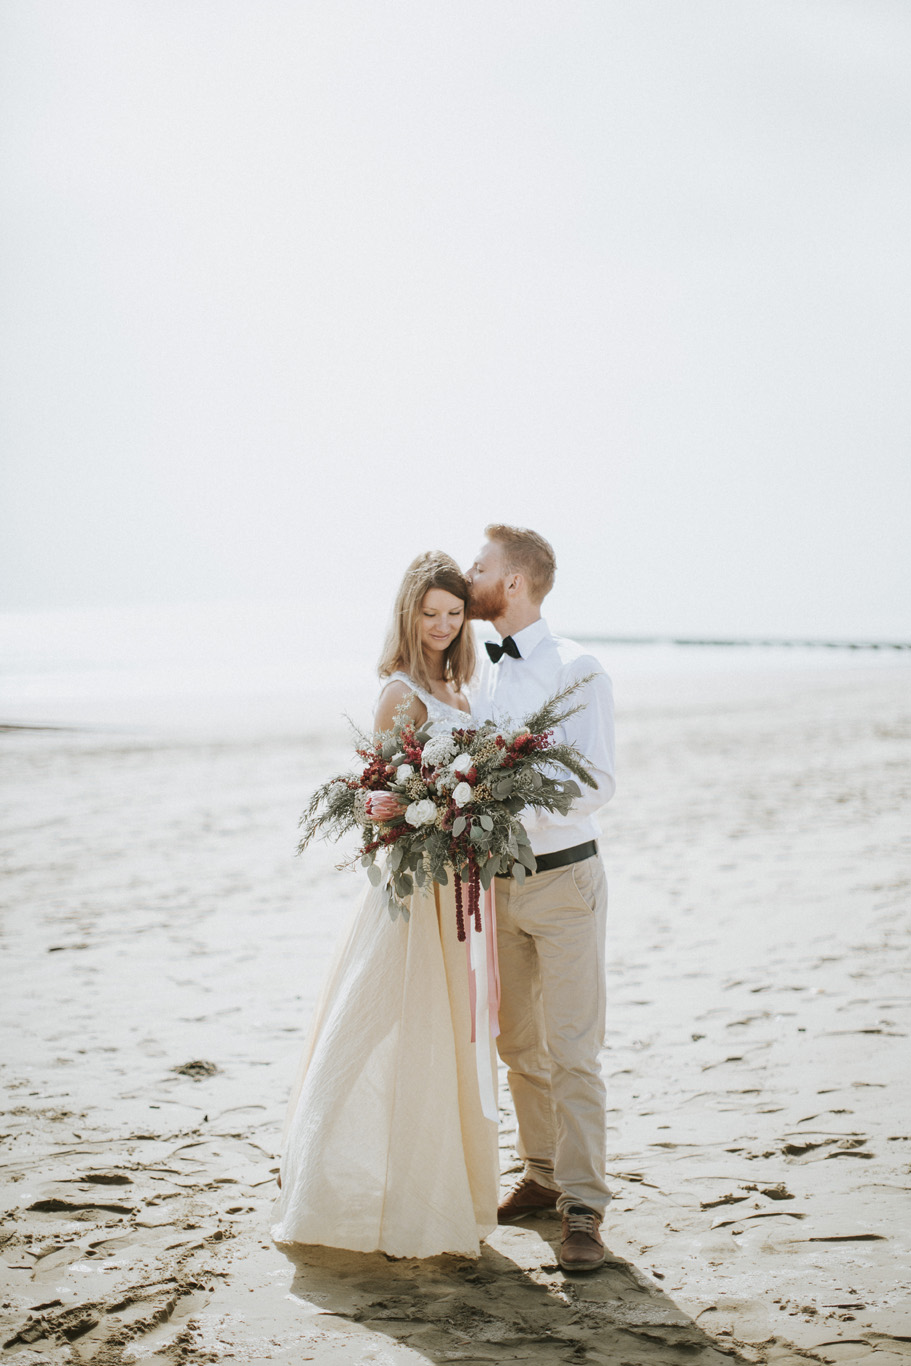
[1, 599, 907, 737]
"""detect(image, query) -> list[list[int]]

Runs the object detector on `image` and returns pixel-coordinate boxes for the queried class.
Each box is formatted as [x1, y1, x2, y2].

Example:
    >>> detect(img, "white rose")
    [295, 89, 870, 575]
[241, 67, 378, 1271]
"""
[452, 752, 474, 776]
[452, 782, 473, 808]
[405, 798, 437, 827]
[422, 735, 456, 766]
[395, 763, 415, 783]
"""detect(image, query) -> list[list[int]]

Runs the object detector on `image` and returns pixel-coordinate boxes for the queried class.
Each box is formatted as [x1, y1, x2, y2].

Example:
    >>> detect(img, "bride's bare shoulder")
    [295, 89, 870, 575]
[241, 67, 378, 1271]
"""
[374, 678, 427, 733]
[377, 678, 413, 707]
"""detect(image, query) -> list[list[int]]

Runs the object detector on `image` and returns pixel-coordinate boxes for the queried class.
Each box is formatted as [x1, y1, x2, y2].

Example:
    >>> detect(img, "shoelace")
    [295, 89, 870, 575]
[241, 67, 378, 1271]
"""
[564, 1209, 598, 1236]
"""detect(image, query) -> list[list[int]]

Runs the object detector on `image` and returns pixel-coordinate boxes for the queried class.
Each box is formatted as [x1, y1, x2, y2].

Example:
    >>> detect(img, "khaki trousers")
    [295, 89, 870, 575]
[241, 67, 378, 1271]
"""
[494, 854, 610, 1216]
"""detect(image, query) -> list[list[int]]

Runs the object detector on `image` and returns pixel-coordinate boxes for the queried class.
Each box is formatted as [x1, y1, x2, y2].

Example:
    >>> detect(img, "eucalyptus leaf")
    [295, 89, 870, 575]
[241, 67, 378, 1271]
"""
[366, 863, 383, 886]
[387, 895, 411, 922]
[479, 814, 494, 831]
[513, 862, 526, 886]
[452, 815, 467, 837]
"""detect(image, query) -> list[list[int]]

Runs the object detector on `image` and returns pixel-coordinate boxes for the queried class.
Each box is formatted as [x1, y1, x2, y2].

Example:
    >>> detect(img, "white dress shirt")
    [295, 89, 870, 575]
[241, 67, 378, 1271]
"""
[472, 618, 616, 857]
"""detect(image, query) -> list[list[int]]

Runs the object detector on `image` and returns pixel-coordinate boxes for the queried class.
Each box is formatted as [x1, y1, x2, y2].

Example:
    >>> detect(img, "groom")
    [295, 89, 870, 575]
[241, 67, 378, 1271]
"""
[466, 524, 616, 1272]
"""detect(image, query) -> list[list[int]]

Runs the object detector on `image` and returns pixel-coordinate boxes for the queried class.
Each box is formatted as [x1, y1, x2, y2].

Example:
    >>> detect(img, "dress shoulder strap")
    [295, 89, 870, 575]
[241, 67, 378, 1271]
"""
[383, 671, 435, 708]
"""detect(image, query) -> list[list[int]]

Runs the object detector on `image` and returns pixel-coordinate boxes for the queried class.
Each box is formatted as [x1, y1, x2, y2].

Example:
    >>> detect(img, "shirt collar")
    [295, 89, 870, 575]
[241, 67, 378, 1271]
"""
[507, 617, 550, 659]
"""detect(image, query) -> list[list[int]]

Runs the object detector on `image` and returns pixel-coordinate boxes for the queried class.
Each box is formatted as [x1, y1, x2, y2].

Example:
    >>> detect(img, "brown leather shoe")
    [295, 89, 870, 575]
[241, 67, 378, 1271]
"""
[497, 1176, 560, 1224]
[559, 1205, 605, 1271]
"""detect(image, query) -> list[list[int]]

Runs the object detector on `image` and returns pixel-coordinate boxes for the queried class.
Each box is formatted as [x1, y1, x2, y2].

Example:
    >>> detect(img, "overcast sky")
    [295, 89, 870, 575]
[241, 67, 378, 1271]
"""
[2, 1, 909, 639]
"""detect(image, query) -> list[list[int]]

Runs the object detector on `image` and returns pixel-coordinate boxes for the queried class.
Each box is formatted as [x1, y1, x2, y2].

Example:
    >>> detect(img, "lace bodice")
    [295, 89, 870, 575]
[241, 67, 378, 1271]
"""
[385, 672, 472, 736]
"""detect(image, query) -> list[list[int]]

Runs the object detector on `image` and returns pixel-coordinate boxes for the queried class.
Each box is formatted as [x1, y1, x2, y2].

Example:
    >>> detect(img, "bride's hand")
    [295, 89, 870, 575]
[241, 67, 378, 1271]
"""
[365, 791, 406, 821]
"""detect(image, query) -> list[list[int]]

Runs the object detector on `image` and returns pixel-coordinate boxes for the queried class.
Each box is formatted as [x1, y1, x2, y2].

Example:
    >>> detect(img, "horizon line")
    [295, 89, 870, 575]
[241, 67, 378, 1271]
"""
[570, 634, 911, 651]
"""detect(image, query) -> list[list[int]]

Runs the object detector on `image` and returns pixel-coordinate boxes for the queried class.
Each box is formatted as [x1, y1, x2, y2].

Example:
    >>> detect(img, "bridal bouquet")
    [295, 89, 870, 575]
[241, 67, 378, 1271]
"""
[298, 679, 596, 938]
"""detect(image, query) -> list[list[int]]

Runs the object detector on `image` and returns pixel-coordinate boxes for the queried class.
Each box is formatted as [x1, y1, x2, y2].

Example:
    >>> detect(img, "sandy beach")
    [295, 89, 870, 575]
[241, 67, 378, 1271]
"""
[2, 660, 910, 1366]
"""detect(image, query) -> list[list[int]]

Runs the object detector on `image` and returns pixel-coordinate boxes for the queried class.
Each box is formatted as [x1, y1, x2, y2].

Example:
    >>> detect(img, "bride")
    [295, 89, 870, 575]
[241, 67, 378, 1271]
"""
[272, 551, 500, 1258]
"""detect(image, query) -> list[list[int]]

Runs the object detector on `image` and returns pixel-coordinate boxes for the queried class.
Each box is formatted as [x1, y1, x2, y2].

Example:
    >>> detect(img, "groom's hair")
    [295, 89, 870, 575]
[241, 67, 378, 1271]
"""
[485, 524, 556, 604]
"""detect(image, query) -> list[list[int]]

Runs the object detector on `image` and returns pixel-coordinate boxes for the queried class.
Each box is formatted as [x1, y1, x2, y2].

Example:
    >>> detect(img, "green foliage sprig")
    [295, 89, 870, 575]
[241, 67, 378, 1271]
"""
[298, 675, 597, 934]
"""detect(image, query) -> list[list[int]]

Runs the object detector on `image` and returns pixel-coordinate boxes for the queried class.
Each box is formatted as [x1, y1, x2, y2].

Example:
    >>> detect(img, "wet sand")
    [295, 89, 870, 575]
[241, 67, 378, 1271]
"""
[2, 663, 910, 1365]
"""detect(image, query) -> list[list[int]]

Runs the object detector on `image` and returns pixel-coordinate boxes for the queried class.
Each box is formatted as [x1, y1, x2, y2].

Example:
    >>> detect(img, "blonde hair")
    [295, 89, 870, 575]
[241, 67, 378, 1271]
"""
[378, 551, 476, 692]
[485, 524, 556, 603]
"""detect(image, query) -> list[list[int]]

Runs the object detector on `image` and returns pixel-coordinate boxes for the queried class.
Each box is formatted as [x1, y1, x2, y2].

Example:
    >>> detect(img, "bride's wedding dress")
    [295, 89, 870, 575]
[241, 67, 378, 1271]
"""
[272, 675, 499, 1258]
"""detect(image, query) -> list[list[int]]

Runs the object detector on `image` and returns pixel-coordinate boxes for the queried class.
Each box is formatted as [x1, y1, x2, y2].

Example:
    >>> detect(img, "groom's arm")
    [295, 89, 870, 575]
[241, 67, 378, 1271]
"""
[521, 659, 616, 837]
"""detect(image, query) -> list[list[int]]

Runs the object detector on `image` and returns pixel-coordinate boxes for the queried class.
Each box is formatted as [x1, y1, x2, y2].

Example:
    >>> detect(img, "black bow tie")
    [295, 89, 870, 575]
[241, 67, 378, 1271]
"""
[486, 635, 521, 664]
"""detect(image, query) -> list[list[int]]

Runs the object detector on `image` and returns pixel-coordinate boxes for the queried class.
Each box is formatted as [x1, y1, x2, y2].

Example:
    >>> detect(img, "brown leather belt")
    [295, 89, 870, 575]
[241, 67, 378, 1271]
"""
[496, 839, 599, 878]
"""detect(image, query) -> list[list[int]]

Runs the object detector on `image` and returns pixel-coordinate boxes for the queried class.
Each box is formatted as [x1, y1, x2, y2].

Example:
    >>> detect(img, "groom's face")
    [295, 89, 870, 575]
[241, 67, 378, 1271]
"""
[466, 541, 508, 622]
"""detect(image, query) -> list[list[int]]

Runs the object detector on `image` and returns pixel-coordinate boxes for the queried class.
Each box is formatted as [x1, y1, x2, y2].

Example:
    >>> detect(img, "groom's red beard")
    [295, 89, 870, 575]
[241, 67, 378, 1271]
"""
[468, 580, 508, 623]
